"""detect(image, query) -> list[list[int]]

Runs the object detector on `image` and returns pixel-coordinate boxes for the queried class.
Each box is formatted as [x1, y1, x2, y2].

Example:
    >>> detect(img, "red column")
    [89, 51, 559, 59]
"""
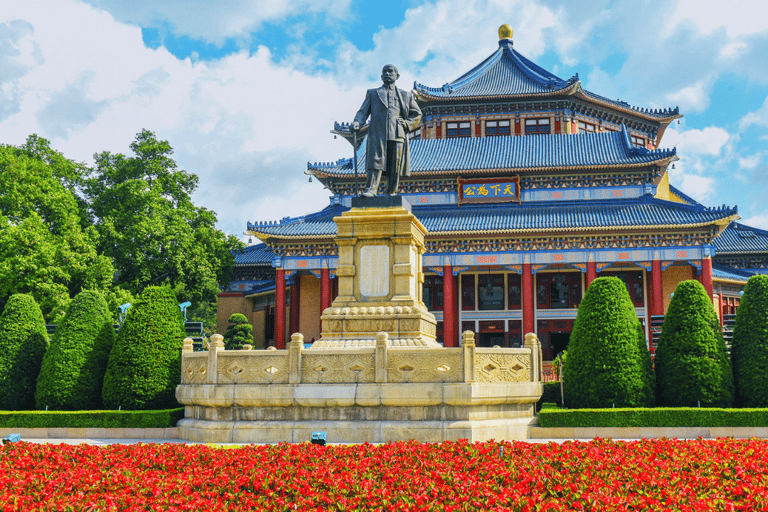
[522, 263, 535, 335]
[321, 268, 332, 311]
[436, 121, 442, 139]
[442, 266, 456, 347]
[289, 275, 300, 336]
[586, 261, 597, 288]
[701, 257, 714, 301]
[275, 269, 286, 349]
[652, 260, 663, 316]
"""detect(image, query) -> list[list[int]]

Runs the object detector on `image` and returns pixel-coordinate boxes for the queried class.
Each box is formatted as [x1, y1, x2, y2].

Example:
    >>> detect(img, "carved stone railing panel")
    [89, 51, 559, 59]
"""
[387, 349, 464, 383]
[475, 350, 532, 382]
[301, 352, 375, 383]
[217, 353, 290, 384]
[182, 353, 208, 384]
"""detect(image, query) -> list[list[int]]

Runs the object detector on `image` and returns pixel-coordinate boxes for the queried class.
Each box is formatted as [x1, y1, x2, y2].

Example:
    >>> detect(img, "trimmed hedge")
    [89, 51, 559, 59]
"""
[538, 407, 768, 428]
[536, 382, 563, 411]
[0, 294, 49, 410]
[563, 277, 654, 408]
[655, 280, 733, 407]
[223, 313, 253, 350]
[102, 286, 185, 410]
[35, 290, 115, 410]
[0, 408, 184, 429]
[731, 275, 768, 407]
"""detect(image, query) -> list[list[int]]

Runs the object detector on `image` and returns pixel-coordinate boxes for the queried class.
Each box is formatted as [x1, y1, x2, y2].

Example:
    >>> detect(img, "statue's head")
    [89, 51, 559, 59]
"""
[381, 64, 399, 85]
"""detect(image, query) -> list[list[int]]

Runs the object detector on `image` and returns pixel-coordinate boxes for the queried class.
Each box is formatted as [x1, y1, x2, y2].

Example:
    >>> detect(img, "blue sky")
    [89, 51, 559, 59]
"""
[2, 0, 768, 239]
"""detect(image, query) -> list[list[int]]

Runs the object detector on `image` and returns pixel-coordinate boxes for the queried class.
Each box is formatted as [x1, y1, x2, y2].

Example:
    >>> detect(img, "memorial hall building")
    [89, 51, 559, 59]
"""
[219, 26, 768, 360]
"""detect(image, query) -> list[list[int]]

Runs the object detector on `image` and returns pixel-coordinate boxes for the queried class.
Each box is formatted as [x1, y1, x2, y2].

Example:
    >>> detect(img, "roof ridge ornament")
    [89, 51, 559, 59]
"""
[498, 24, 513, 41]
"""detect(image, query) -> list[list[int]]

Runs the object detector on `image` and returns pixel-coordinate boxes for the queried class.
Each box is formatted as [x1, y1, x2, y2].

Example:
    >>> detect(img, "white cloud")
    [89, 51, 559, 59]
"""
[672, 172, 716, 202]
[79, 0, 353, 44]
[739, 95, 768, 131]
[665, 82, 711, 113]
[739, 213, 768, 231]
[663, 126, 730, 157]
[668, 0, 768, 39]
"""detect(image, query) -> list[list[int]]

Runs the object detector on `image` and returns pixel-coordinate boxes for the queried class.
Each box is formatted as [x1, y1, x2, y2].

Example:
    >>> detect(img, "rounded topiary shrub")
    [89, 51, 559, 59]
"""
[223, 313, 253, 350]
[730, 275, 768, 407]
[655, 279, 733, 407]
[563, 277, 654, 408]
[35, 290, 115, 410]
[0, 294, 49, 410]
[102, 286, 184, 410]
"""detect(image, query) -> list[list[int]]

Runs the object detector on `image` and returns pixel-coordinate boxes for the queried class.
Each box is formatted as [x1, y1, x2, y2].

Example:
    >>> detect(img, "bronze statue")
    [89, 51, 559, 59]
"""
[351, 64, 422, 196]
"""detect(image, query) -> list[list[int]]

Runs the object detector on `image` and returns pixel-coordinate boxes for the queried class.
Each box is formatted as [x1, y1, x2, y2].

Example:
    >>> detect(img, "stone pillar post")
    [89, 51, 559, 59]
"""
[206, 334, 224, 384]
[275, 269, 286, 349]
[288, 333, 303, 384]
[375, 332, 388, 383]
[462, 331, 475, 383]
[182, 337, 193, 354]
[524, 332, 542, 383]
[443, 265, 456, 347]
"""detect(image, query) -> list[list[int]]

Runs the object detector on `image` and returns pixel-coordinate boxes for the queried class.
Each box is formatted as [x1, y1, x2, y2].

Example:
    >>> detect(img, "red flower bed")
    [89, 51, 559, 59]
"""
[2, 438, 768, 511]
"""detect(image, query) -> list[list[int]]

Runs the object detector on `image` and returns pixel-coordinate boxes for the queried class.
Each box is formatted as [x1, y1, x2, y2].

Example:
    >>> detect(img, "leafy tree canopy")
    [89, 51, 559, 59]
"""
[84, 130, 243, 325]
[0, 138, 117, 322]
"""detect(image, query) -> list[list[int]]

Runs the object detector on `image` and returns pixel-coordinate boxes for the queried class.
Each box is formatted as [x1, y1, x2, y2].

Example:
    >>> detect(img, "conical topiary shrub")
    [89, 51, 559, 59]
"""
[102, 286, 184, 410]
[0, 294, 49, 410]
[563, 276, 654, 408]
[35, 290, 115, 410]
[223, 313, 253, 350]
[730, 274, 768, 407]
[655, 279, 733, 407]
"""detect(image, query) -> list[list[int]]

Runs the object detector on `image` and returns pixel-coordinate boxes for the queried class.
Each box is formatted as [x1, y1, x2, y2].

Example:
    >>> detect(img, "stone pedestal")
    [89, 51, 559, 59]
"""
[312, 197, 438, 348]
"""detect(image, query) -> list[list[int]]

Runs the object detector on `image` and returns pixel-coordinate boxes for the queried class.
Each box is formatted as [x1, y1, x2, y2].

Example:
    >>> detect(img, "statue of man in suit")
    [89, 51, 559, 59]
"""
[351, 64, 422, 197]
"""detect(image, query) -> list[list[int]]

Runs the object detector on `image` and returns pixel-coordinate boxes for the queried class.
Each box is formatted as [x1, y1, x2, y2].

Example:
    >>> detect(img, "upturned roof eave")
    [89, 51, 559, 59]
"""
[413, 80, 581, 103]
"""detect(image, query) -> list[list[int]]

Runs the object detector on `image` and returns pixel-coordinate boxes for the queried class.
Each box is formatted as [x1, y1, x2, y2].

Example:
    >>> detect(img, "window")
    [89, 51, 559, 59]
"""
[536, 272, 582, 309]
[408, 127, 422, 140]
[477, 274, 504, 310]
[604, 271, 644, 307]
[525, 117, 550, 134]
[461, 274, 476, 311]
[446, 121, 471, 137]
[423, 275, 443, 311]
[485, 119, 510, 136]
[507, 273, 521, 310]
[577, 120, 596, 133]
[631, 135, 645, 148]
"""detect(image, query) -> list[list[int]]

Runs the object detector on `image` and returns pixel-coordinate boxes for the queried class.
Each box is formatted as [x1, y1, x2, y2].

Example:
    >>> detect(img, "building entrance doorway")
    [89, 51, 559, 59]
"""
[550, 332, 570, 358]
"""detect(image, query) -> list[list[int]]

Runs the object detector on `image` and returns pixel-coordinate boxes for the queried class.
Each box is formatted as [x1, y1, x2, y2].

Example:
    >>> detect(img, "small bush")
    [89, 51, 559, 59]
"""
[536, 381, 564, 411]
[655, 280, 733, 407]
[563, 277, 654, 408]
[102, 286, 184, 410]
[0, 408, 184, 428]
[35, 290, 115, 410]
[223, 313, 253, 350]
[731, 275, 768, 407]
[0, 294, 49, 410]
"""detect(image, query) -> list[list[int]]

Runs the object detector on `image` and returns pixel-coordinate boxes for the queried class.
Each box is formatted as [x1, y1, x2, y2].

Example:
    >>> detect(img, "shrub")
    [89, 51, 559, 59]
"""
[223, 313, 253, 350]
[102, 286, 184, 410]
[655, 280, 733, 407]
[35, 290, 115, 410]
[0, 408, 184, 428]
[0, 294, 49, 410]
[538, 407, 768, 428]
[563, 277, 654, 408]
[731, 275, 768, 407]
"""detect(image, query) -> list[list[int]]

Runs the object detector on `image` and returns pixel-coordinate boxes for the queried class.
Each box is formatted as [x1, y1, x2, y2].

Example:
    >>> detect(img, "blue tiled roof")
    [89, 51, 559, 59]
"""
[668, 185, 699, 205]
[579, 90, 680, 120]
[308, 126, 676, 176]
[234, 243, 274, 266]
[247, 196, 737, 238]
[414, 40, 578, 99]
[247, 204, 347, 238]
[713, 222, 768, 254]
[712, 263, 754, 282]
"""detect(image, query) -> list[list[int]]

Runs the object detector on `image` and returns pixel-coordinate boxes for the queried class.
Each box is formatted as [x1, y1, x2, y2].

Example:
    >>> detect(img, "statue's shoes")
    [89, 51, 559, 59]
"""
[362, 191, 376, 197]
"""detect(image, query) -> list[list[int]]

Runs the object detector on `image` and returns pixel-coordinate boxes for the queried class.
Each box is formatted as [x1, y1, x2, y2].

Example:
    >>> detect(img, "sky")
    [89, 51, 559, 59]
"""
[2, 0, 768, 241]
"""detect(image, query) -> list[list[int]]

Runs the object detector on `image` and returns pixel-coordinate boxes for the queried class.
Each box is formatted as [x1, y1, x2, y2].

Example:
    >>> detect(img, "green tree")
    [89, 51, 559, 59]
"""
[0, 294, 49, 410]
[102, 285, 184, 410]
[223, 313, 253, 349]
[35, 290, 115, 410]
[655, 280, 733, 407]
[84, 130, 243, 322]
[563, 277, 654, 408]
[0, 137, 117, 322]
[730, 275, 768, 407]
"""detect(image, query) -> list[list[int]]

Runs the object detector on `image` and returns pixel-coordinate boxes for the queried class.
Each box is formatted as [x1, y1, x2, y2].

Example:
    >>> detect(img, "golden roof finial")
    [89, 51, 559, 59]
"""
[498, 24, 513, 41]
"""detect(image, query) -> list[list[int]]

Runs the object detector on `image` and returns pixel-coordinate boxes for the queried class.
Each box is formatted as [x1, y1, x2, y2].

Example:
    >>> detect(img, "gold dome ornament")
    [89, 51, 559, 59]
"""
[498, 24, 513, 41]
